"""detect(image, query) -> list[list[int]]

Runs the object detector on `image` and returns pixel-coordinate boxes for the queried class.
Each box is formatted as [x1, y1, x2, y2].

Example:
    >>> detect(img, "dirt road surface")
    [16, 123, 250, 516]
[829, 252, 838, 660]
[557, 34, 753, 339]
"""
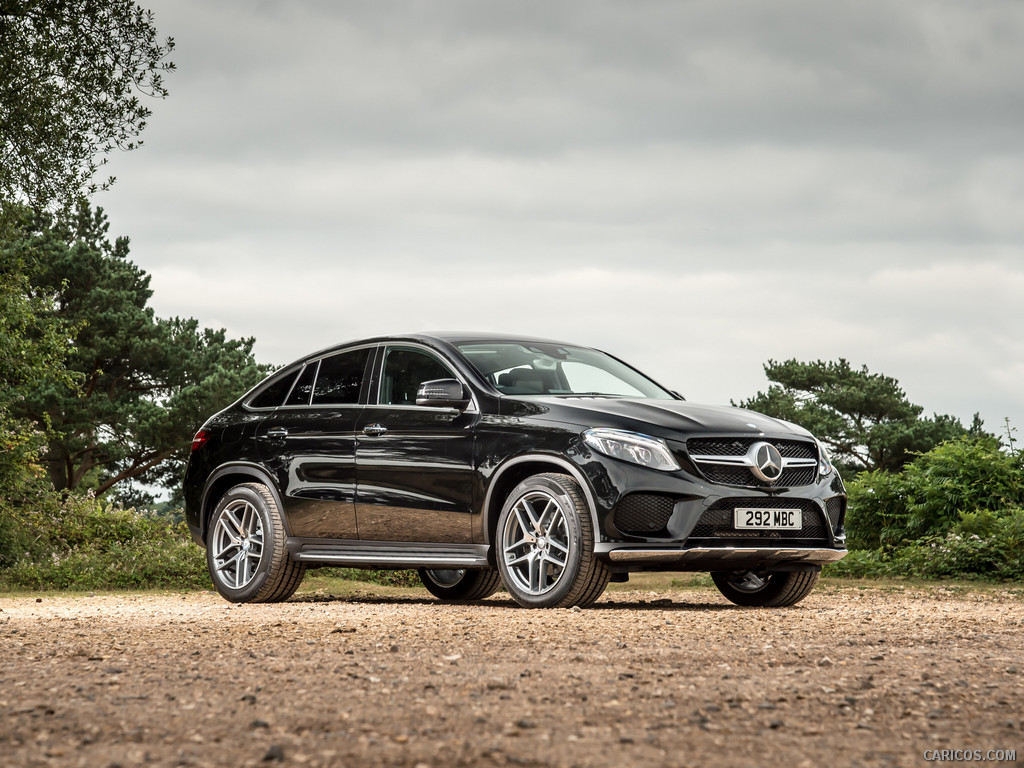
[2, 579, 1022, 768]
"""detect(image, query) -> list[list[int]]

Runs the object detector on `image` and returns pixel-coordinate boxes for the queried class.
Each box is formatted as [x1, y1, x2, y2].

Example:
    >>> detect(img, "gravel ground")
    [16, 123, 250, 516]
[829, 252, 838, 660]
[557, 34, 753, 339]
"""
[1, 579, 1022, 768]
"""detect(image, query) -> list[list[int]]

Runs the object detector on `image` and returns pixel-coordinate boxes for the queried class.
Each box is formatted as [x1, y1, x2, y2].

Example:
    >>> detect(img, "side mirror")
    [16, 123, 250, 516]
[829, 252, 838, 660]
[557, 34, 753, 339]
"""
[416, 379, 471, 410]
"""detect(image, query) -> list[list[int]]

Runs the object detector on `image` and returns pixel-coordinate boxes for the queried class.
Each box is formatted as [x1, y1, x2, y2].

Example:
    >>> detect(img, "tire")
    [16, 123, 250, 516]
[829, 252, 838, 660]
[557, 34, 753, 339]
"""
[711, 568, 819, 607]
[417, 568, 503, 601]
[496, 473, 610, 609]
[206, 483, 305, 603]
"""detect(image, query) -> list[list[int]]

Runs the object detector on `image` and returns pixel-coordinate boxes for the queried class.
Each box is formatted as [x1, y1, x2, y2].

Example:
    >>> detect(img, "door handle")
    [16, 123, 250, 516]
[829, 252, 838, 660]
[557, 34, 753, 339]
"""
[265, 427, 288, 439]
[362, 424, 388, 436]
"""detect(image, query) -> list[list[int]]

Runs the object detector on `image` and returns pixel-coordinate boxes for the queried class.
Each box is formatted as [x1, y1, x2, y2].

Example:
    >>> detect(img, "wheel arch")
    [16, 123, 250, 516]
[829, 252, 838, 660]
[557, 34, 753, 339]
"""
[482, 454, 600, 547]
[200, 463, 289, 544]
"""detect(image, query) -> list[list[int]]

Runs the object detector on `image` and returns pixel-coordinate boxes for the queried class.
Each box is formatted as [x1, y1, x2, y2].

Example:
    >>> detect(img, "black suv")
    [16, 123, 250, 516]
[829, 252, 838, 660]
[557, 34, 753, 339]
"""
[184, 334, 846, 609]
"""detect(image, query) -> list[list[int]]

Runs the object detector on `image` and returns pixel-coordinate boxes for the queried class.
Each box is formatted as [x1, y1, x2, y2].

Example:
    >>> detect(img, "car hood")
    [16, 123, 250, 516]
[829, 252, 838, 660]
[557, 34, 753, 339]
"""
[524, 397, 814, 441]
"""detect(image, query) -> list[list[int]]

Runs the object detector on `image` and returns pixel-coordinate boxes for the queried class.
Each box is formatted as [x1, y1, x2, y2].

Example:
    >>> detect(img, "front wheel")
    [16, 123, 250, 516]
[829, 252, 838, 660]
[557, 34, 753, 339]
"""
[206, 483, 305, 603]
[711, 568, 819, 607]
[418, 568, 502, 601]
[496, 473, 610, 609]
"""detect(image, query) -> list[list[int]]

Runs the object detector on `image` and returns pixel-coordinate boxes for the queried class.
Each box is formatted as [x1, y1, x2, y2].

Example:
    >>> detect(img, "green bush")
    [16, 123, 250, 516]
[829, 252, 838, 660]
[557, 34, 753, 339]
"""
[0, 489, 425, 592]
[833, 436, 1024, 582]
[0, 490, 208, 590]
[901, 436, 1024, 539]
[845, 468, 908, 549]
[828, 507, 1024, 582]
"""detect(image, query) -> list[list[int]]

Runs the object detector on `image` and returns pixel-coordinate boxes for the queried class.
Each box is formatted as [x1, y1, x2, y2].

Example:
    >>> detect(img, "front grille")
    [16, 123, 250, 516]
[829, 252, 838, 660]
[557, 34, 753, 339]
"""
[686, 437, 818, 488]
[825, 496, 845, 534]
[687, 498, 828, 544]
[687, 438, 816, 459]
[701, 465, 816, 487]
[613, 494, 676, 536]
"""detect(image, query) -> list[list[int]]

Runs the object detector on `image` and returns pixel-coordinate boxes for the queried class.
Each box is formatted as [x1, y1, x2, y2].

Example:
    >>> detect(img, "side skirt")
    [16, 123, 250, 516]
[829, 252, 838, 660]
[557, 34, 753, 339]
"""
[288, 538, 492, 569]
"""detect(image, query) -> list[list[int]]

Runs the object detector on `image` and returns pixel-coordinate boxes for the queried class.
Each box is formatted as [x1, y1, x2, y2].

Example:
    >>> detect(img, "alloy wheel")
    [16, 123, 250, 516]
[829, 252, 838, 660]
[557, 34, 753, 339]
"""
[501, 489, 571, 596]
[211, 499, 265, 590]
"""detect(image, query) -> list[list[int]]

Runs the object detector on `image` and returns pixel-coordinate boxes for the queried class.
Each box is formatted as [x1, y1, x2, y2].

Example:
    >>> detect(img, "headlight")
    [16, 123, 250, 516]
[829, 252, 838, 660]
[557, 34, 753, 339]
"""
[815, 439, 833, 476]
[583, 428, 681, 472]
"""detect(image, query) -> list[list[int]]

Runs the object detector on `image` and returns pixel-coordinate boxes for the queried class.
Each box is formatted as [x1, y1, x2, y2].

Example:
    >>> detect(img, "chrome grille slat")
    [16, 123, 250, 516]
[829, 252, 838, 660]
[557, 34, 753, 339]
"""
[686, 437, 819, 488]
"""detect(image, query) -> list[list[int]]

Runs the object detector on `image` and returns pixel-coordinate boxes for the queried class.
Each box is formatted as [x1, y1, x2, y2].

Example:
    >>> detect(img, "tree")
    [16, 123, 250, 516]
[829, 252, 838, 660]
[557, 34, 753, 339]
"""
[0, 0, 174, 211]
[3, 202, 269, 495]
[0, 210, 77, 494]
[0, 208, 79, 565]
[735, 358, 981, 474]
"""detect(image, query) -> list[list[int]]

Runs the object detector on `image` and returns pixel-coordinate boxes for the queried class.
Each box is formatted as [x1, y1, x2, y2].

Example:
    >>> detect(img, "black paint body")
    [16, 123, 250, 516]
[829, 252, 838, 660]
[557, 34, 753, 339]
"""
[184, 333, 847, 574]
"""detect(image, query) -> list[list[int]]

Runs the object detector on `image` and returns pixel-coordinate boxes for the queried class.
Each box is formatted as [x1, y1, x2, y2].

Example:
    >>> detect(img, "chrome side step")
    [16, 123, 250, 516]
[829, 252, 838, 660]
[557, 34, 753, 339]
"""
[288, 538, 491, 568]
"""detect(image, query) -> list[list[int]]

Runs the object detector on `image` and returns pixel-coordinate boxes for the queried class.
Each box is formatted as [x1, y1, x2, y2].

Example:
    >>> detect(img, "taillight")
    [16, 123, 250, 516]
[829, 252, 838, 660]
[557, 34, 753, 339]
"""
[191, 430, 209, 452]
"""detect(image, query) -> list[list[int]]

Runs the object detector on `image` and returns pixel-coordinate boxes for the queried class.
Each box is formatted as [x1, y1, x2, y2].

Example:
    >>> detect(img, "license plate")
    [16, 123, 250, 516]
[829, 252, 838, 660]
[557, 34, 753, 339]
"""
[734, 507, 803, 530]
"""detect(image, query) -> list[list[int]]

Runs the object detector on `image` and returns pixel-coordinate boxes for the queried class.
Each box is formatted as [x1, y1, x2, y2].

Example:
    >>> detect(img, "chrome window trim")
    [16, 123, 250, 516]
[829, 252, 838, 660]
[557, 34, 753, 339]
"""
[262, 343, 378, 411]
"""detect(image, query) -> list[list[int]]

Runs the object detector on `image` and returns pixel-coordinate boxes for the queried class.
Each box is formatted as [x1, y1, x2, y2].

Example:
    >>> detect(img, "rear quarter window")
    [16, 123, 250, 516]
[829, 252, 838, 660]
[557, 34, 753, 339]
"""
[248, 370, 298, 409]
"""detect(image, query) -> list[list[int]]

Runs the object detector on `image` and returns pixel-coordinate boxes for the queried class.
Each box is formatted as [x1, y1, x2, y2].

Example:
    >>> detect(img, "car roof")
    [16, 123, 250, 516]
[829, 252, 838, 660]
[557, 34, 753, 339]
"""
[299, 332, 588, 362]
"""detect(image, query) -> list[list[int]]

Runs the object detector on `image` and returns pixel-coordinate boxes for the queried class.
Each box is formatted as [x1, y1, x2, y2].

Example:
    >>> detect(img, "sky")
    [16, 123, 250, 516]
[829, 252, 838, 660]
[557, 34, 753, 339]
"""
[101, 0, 1024, 438]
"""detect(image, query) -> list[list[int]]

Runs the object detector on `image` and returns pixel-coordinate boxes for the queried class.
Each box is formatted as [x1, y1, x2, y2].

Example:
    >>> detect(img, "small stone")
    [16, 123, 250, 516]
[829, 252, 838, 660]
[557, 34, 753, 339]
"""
[870, 655, 885, 661]
[389, 644, 399, 653]
[817, 657, 834, 667]
[486, 678, 511, 691]
[241, 694, 257, 705]
[769, 719, 784, 729]
[758, 702, 777, 710]
[1007, 666, 1018, 675]
[263, 745, 285, 762]
[250, 720, 269, 730]
[619, 736, 634, 744]
[515, 718, 536, 729]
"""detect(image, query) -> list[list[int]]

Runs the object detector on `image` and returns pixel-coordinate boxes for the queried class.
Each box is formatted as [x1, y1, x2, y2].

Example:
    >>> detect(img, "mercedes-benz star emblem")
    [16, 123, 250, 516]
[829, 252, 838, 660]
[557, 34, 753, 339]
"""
[748, 441, 784, 483]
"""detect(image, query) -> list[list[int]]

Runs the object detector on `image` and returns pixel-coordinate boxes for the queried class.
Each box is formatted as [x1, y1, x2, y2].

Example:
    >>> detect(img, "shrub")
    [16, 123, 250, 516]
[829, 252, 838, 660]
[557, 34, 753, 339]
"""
[0, 490, 208, 590]
[901, 436, 1024, 539]
[826, 507, 1024, 582]
[844, 469, 908, 549]
[843, 436, 1024, 549]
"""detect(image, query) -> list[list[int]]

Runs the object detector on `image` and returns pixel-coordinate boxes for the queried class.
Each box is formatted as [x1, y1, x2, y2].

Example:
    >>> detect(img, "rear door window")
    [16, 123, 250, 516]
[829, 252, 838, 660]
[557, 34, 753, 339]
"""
[312, 348, 372, 405]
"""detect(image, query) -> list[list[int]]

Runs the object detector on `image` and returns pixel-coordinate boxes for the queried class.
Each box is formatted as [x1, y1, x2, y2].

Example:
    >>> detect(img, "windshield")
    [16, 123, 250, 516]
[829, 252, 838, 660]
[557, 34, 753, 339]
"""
[455, 341, 675, 399]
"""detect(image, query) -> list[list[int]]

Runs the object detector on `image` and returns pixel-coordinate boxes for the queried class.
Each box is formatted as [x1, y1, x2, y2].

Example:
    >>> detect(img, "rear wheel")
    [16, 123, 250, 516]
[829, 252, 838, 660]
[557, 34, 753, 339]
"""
[206, 483, 305, 603]
[496, 473, 610, 608]
[418, 568, 502, 601]
[711, 568, 819, 607]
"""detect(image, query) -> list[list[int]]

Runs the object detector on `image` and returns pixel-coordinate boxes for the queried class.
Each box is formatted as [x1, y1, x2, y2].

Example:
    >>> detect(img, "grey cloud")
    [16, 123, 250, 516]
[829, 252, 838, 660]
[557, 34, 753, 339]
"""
[148, 0, 1024, 161]
[96, 0, 1024, 437]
